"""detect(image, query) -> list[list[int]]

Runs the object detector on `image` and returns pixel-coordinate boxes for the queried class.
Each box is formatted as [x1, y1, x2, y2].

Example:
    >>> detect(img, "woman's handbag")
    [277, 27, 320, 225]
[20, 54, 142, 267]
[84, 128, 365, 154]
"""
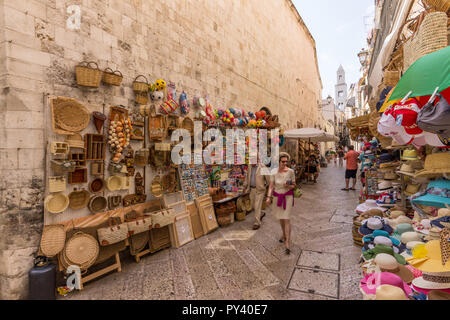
[126, 216, 152, 236]
[293, 188, 302, 199]
[97, 217, 129, 246]
[150, 208, 176, 228]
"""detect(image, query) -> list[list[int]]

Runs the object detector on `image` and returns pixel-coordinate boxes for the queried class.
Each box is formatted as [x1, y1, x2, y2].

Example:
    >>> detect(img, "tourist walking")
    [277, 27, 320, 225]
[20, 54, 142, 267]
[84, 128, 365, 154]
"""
[266, 152, 296, 254]
[337, 147, 345, 167]
[342, 145, 360, 191]
[244, 162, 269, 230]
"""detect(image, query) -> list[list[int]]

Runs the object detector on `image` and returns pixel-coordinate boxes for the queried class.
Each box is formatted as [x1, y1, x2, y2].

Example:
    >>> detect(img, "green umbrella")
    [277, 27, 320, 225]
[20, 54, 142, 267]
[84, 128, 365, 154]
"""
[388, 46, 450, 102]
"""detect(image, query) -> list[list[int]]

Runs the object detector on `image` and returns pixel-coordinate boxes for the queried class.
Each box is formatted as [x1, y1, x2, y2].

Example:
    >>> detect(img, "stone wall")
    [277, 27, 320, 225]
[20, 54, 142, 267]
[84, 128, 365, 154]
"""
[0, 0, 322, 299]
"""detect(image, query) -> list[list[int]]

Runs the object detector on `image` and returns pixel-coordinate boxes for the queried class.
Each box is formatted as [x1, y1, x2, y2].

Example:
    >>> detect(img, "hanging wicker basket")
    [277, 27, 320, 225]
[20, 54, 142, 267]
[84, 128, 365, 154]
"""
[44, 193, 69, 214]
[133, 75, 149, 93]
[383, 70, 401, 87]
[40, 224, 66, 257]
[136, 92, 149, 105]
[75, 61, 103, 88]
[103, 68, 123, 86]
[88, 195, 107, 213]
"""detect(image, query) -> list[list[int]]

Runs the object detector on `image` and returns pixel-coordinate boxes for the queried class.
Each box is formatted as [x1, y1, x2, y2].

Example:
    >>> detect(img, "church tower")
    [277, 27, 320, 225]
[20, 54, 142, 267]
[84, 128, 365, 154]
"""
[335, 65, 347, 112]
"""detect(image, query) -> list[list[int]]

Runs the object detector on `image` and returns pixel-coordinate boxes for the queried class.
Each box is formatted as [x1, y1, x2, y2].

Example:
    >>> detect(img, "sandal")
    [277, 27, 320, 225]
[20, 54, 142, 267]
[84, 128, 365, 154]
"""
[279, 237, 286, 243]
[341, 188, 349, 191]
[350, 188, 356, 190]
[285, 248, 291, 255]
[252, 224, 260, 230]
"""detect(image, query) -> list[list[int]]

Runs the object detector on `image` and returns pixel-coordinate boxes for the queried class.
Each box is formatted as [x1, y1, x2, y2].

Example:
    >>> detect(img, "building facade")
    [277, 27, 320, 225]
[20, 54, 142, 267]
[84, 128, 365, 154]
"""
[0, 0, 323, 299]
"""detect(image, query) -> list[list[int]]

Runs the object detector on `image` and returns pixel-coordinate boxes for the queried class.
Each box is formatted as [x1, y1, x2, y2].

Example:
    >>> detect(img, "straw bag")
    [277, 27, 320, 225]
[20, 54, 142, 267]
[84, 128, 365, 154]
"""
[151, 208, 176, 228]
[103, 68, 123, 86]
[136, 92, 149, 105]
[48, 176, 66, 193]
[75, 61, 103, 88]
[97, 218, 129, 246]
[133, 75, 149, 93]
[40, 224, 66, 257]
[127, 216, 152, 236]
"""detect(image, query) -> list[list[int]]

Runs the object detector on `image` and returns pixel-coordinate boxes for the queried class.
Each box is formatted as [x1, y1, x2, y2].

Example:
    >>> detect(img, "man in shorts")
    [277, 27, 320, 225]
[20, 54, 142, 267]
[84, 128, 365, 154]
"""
[342, 145, 360, 191]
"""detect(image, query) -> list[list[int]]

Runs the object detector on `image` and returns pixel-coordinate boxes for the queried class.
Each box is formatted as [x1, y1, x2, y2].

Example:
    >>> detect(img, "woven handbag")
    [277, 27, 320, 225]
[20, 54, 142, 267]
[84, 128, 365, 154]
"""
[75, 61, 103, 88]
[151, 208, 176, 228]
[103, 68, 123, 86]
[127, 216, 152, 236]
[97, 218, 129, 246]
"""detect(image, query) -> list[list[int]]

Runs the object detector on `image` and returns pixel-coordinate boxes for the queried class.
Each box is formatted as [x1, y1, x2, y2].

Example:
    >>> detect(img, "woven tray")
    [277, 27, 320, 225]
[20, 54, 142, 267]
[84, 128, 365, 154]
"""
[68, 189, 90, 210]
[64, 232, 99, 270]
[51, 97, 90, 133]
[44, 193, 69, 214]
[40, 224, 66, 257]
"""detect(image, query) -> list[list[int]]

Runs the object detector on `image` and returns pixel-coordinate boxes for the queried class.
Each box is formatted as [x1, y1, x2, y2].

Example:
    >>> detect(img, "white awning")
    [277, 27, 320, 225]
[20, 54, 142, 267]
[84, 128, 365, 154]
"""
[284, 128, 339, 142]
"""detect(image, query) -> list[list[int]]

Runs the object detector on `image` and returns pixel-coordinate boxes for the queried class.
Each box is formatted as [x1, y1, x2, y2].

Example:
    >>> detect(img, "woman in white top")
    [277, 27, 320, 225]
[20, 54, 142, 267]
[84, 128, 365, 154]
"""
[266, 152, 296, 254]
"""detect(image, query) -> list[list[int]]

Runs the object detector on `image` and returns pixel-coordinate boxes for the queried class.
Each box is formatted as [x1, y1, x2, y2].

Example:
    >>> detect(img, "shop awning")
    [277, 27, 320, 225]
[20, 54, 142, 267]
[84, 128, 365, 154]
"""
[284, 128, 339, 142]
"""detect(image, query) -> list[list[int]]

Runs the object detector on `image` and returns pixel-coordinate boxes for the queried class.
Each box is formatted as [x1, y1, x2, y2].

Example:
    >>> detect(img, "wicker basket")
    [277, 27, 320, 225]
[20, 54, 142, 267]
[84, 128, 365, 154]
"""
[64, 232, 99, 270]
[235, 211, 246, 221]
[383, 70, 401, 87]
[136, 92, 149, 105]
[51, 97, 90, 132]
[40, 224, 66, 257]
[151, 175, 163, 198]
[88, 195, 107, 213]
[75, 61, 103, 88]
[45, 193, 69, 214]
[217, 212, 232, 227]
[89, 178, 105, 193]
[133, 75, 149, 93]
[103, 68, 123, 86]
[424, 0, 450, 13]
[68, 189, 90, 210]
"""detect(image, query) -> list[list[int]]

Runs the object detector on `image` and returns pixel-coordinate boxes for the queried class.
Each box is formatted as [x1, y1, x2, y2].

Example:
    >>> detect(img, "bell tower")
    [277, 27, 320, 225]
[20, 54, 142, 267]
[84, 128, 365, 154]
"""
[335, 65, 347, 112]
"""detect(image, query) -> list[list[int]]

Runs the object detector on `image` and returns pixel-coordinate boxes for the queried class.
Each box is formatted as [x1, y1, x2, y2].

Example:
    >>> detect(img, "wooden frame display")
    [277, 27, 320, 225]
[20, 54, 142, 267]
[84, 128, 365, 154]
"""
[197, 203, 219, 234]
[187, 203, 204, 239]
[162, 191, 184, 208]
[84, 134, 106, 161]
[167, 200, 188, 216]
[169, 212, 194, 248]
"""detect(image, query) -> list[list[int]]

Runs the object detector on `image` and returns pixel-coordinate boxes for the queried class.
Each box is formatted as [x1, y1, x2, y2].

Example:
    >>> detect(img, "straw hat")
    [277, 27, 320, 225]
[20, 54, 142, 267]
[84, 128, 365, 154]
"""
[378, 181, 394, 191]
[413, 271, 450, 290]
[407, 240, 450, 272]
[415, 152, 450, 178]
[279, 152, 290, 161]
[388, 215, 412, 229]
[401, 149, 418, 161]
[391, 223, 415, 242]
[424, 227, 442, 241]
[397, 163, 415, 175]
[356, 200, 387, 213]
[40, 224, 66, 257]
[44, 193, 69, 214]
[375, 253, 415, 283]
[107, 176, 122, 191]
[375, 285, 408, 300]
[379, 161, 400, 169]
[383, 172, 399, 181]
[404, 183, 421, 196]
[64, 232, 99, 270]
[428, 290, 450, 300]
[389, 210, 406, 219]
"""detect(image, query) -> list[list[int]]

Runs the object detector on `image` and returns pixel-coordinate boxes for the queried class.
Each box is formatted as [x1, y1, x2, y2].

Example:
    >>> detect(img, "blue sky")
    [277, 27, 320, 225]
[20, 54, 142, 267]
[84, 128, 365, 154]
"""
[293, 0, 375, 99]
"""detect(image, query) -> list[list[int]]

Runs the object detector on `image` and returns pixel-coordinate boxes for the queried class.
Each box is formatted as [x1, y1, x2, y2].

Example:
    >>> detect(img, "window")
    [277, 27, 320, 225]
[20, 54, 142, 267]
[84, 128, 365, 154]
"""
[339, 75, 343, 81]
[338, 91, 344, 98]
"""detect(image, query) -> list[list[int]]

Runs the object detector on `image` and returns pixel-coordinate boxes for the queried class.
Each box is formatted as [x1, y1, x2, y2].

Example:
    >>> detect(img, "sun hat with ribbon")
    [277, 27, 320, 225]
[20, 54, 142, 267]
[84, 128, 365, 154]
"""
[398, 232, 423, 251]
[362, 235, 403, 254]
[401, 149, 419, 161]
[359, 217, 394, 235]
[391, 223, 415, 242]
[414, 152, 450, 178]
[377, 153, 396, 165]
[375, 284, 408, 300]
[435, 208, 450, 219]
[363, 230, 401, 246]
[378, 181, 394, 191]
[374, 253, 415, 283]
[388, 215, 412, 229]
[401, 241, 426, 259]
[411, 179, 450, 208]
[363, 244, 407, 265]
[407, 236, 450, 273]
[360, 272, 412, 297]
[356, 200, 388, 213]
[397, 163, 415, 175]
[412, 271, 450, 290]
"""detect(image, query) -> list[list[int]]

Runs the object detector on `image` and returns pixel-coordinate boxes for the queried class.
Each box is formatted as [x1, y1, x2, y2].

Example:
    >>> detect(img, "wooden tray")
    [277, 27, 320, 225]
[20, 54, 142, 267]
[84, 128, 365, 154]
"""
[69, 168, 88, 184]
[84, 134, 106, 161]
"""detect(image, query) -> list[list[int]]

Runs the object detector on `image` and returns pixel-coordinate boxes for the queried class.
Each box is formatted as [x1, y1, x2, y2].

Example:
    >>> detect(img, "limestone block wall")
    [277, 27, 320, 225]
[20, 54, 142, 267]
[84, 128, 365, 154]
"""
[0, 0, 322, 299]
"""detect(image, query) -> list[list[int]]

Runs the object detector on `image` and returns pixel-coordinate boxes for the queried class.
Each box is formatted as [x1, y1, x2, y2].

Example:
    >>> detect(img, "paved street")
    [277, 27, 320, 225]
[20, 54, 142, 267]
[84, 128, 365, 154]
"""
[64, 164, 363, 300]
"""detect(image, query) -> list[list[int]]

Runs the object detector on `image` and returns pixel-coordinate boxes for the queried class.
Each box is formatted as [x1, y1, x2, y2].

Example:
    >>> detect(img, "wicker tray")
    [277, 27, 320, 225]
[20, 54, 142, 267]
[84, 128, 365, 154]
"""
[64, 231, 99, 270]
[51, 97, 90, 133]
[44, 193, 69, 214]
[68, 189, 90, 210]
[40, 224, 66, 257]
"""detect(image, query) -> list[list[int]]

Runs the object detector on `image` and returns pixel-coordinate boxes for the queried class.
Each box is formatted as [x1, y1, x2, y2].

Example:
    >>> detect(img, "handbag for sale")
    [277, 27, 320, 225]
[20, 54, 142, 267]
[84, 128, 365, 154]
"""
[97, 218, 129, 246]
[127, 216, 152, 236]
[151, 208, 176, 228]
[417, 94, 450, 139]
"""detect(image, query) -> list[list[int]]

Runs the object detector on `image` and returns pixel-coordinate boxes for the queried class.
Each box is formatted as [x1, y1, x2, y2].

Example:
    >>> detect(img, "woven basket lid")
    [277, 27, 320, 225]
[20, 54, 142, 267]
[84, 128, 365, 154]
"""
[40, 224, 66, 257]
[45, 193, 69, 214]
[68, 189, 90, 210]
[65, 133, 84, 149]
[89, 178, 105, 193]
[64, 232, 99, 270]
[107, 176, 122, 191]
[52, 97, 90, 132]
[88, 195, 107, 213]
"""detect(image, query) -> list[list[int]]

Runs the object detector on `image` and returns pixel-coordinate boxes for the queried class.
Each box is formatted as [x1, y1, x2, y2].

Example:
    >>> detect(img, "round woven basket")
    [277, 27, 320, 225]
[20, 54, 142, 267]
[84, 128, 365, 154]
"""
[45, 193, 69, 214]
[52, 97, 90, 132]
[64, 232, 99, 270]
[68, 189, 90, 210]
[107, 176, 122, 191]
[103, 68, 123, 86]
[88, 195, 107, 213]
[40, 224, 66, 257]
[89, 178, 105, 193]
[75, 61, 103, 88]
[217, 213, 231, 227]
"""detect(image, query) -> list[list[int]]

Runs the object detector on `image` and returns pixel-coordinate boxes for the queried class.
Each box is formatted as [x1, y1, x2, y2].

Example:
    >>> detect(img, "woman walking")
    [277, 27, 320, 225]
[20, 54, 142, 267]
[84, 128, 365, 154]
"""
[266, 152, 296, 255]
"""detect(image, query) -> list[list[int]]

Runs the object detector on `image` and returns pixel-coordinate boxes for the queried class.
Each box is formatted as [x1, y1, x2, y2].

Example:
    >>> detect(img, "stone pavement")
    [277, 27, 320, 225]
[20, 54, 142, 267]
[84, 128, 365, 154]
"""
[63, 165, 363, 300]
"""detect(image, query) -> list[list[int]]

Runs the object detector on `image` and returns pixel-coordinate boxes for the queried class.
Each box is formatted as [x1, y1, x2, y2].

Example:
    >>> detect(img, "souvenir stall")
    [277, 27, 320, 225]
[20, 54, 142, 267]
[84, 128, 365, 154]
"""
[352, 4, 450, 299]
[36, 61, 284, 295]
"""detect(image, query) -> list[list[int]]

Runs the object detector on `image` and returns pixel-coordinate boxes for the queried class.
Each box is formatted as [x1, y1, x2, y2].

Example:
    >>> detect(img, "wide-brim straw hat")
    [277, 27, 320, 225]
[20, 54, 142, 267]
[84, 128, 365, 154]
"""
[64, 232, 99, 270]
[407, 240, 450, 272]
[388, 215, 413, 229]
[412, 271, 450, 290]
[375, 284, 408, 300]
[428, 290, 450, 300]
[389, 210, 406, 219]
[415, 152, 450, 178]
[356, 200, 387, 213]
[404, 184, 421, 196]
[401, 149, 419, 161]
[279, 152, 291, 161]
[107, 176, 122, 191]
[397, 163, 415, 175]
[44, 193, 69, 214]
[40, 224, 66, 257]
[379, 161, 401, 169]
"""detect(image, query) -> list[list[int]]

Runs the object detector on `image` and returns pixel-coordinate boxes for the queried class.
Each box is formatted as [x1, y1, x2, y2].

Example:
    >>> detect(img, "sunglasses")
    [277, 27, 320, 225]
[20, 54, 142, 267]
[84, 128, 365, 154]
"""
[280, 160, 288, 163]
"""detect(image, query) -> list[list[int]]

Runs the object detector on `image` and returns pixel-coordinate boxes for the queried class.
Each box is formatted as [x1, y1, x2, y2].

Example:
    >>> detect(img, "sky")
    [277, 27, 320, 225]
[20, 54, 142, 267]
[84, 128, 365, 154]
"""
[293, 0, 375, 99]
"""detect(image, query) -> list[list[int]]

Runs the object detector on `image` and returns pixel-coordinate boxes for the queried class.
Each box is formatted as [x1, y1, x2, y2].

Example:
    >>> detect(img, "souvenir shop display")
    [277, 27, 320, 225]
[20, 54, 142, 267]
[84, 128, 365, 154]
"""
[107, 106, 131, 163]
[84, 134, 106, 161]
[179, 165, 210, 202]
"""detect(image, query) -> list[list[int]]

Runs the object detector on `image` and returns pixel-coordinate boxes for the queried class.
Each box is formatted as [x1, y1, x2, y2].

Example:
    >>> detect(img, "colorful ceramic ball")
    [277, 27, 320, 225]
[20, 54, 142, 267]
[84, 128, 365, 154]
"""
[155, 79, 166, 91]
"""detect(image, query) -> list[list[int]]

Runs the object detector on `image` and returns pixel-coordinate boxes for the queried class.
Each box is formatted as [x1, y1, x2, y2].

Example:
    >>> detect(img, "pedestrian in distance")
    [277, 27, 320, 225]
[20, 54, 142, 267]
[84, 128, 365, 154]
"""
[266, 152, 296, 255]
[337, 147, 345, 167]
[342, 145, 360, 191]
